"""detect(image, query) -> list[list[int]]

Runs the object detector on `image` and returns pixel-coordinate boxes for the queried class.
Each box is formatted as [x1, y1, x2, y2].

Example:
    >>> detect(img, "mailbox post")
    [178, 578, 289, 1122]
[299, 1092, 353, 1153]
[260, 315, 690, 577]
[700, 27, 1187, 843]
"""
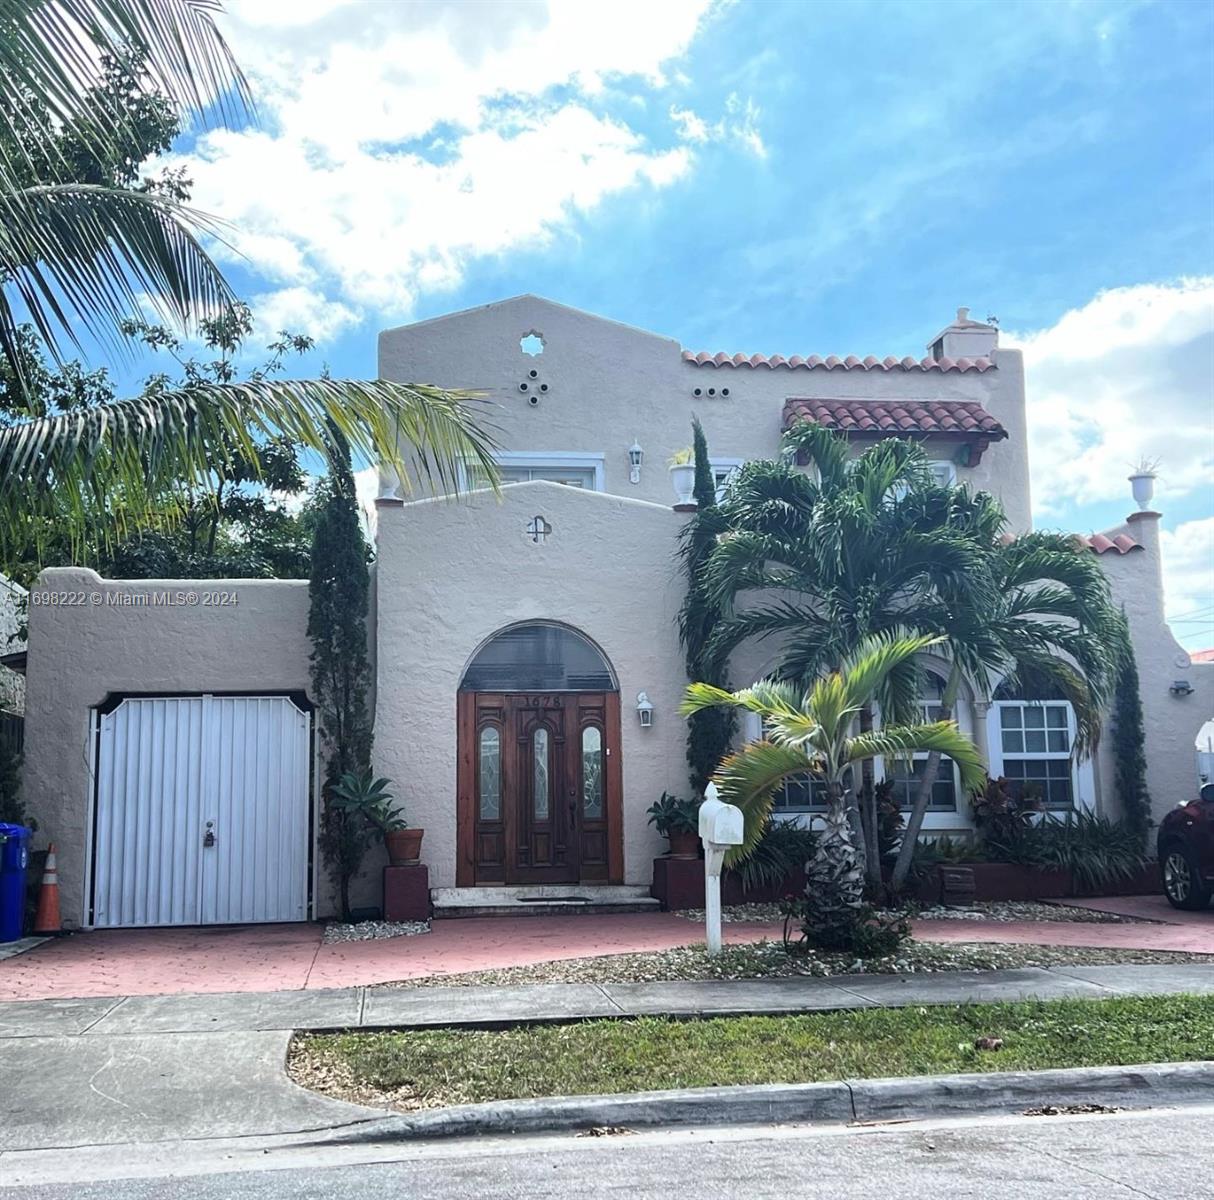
[698, 782, 744, 956]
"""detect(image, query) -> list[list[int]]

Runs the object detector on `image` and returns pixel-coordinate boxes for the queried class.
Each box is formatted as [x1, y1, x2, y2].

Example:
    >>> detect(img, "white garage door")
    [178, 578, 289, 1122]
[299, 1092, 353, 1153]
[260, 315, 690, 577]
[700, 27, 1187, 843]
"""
[92, 695, 311, 927]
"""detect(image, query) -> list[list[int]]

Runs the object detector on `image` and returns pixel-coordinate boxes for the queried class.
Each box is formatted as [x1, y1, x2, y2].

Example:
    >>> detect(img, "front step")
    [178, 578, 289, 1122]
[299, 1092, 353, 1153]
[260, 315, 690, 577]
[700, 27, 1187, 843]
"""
[431, 885, 661, 919]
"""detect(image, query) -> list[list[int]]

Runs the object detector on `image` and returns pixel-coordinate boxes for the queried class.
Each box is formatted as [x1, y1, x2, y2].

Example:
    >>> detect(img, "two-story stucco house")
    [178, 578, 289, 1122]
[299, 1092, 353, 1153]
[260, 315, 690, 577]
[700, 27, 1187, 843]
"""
[21, 296, 1213, 928]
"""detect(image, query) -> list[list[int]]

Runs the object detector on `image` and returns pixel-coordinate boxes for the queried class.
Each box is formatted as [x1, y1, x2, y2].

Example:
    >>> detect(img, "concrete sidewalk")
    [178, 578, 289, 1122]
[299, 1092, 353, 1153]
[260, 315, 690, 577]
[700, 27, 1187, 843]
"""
[4, 966, 1213, 1155]
[2, 963, 1212, 1039]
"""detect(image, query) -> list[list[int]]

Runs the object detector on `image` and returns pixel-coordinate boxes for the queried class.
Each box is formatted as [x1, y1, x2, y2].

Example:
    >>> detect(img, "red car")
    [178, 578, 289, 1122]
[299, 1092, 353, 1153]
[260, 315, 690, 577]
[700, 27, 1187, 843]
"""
[1158, 783, 1214, 910]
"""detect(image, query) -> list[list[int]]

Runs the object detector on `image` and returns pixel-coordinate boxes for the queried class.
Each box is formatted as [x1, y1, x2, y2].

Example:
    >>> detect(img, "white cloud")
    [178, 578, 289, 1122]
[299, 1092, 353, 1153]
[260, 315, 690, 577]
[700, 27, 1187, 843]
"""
[1160, 517, 1214, 652]
[671, 92, 766, 157]
[168, 0, 734, 326]
[1006, 278, 1214, 514]
[250, 286, 358, 343]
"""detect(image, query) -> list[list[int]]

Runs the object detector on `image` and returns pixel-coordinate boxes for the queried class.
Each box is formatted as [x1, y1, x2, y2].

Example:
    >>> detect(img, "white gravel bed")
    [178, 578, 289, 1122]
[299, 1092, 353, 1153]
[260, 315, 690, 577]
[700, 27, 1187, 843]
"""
[677, 900, 1149, 926]
[914, 900, 1147, 924]
[678, 903, 784, 924]
[323, 919, 431, 943]
[378, 938, 1208, 989]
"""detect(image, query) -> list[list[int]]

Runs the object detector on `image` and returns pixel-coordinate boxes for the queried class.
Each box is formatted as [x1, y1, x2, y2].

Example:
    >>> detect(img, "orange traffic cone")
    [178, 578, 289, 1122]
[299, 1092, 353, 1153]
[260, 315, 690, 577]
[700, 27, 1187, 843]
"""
[33, 843, 61, 934]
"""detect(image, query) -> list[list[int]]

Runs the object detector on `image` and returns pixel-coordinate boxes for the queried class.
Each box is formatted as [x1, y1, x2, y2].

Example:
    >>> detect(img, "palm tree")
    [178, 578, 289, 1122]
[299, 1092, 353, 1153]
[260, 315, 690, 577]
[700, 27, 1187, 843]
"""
[0, 2, 499, 555]
[700, 423, 990, 883]
[682, 632, 985, 944]
[888, 527, 1124, 891]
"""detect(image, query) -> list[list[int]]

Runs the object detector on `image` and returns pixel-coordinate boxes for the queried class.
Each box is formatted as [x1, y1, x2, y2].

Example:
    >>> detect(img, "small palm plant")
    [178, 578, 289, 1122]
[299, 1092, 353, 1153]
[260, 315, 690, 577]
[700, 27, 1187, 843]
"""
[330, 772, 406, 834]
[682, 632, 986, 949]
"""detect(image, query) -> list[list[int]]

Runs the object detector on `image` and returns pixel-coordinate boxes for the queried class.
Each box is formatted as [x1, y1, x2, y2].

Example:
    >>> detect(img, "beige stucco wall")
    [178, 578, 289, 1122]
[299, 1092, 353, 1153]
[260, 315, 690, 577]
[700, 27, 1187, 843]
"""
[1094, 513, 1214, 829]
[378, 295, 1033, 531]
[23, 567, 315, 927]
[373, 480, 688, 887]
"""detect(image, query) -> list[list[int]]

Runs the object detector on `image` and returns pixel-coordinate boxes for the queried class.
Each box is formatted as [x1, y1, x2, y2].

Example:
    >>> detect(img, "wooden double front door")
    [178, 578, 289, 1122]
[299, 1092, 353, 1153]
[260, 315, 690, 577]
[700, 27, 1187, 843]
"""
[456, 692, 623, 886]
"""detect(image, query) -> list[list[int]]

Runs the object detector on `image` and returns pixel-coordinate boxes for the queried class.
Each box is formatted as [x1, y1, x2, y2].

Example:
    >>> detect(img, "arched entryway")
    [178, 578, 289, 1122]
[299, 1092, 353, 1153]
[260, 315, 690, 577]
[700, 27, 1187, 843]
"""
[455, 623, 623, 886]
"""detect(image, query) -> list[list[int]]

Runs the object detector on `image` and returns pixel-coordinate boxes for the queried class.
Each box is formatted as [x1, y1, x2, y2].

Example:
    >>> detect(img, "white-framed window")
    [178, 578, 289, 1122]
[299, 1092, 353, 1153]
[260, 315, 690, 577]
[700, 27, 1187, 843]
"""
[987, 700, 1094, 811]
[740, 709, 833, 814]
[461, 452, 605, 492]
[710, 457, 744, 502]
[991, 701, 1074, 808]
[774, 773, 830, 813]
[890, 459, 958, 501]
[885, 672, 961, 812]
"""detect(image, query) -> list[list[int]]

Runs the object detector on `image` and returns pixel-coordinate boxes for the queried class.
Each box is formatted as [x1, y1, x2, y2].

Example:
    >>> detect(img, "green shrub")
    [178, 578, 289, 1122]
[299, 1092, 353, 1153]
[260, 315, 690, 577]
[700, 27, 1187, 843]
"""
[731, 819, 816, 893]
[781, 894, 910, 958]
[905, 832, 975, 883]
[646, 792, 699, 837]
[986, 810, 1148, 892]
[971, 776, 1041, 843]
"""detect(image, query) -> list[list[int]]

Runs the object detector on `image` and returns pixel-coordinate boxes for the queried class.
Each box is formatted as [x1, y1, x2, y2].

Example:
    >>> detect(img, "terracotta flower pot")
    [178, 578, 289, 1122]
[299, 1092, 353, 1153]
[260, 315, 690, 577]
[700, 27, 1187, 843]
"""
[386, 827, 423, 866]
[667, 829, 700, 860]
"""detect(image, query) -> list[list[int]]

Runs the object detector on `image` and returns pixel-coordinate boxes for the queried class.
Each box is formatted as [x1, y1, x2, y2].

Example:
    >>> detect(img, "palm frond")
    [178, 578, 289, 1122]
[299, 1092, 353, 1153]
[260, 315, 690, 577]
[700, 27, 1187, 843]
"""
[0, 376, 501, 555]
[837, 630, 944, 711]
[0, 183, 235, 377]
[710, 740, 817, 866]
[1, 0, 252, 187]
[780, 419, 849, 488]
[846, 721, 986, 792]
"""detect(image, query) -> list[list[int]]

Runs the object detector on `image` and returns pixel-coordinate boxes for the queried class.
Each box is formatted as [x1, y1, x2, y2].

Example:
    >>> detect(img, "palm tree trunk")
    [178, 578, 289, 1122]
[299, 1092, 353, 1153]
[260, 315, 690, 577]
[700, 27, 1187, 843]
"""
[859, 704, 882, 891]
[802, 780, 865, 948]
[890, 662, 963, 892]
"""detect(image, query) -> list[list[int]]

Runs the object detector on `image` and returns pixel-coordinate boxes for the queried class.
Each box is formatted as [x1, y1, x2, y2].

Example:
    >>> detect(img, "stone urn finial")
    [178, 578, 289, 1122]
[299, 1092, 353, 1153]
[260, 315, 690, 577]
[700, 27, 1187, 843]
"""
[1128, 457, 1159, 511]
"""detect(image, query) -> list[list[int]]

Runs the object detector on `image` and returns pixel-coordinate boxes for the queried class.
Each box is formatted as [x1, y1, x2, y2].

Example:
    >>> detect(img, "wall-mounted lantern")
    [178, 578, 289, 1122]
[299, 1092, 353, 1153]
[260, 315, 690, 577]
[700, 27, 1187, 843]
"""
[1170, 679, 1195, 697]
[636, 691, 654, 727]
[628, 441, 643, 485]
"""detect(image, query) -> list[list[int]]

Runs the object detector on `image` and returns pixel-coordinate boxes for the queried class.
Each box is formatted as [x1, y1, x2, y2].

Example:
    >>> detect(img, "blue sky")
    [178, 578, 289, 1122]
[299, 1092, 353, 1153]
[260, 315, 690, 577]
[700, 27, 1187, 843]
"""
[132, 0, 1214, 643]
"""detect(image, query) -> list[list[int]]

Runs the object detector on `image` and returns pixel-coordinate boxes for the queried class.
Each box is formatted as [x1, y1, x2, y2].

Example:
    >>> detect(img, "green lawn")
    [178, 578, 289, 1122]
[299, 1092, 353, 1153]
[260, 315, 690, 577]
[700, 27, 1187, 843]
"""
[294, 994, 1214, 1111]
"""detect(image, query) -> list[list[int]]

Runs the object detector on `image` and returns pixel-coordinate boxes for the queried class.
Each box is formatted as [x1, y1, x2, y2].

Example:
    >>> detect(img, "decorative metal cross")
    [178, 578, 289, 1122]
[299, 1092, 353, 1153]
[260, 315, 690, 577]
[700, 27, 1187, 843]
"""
[526, 515, 552, 544]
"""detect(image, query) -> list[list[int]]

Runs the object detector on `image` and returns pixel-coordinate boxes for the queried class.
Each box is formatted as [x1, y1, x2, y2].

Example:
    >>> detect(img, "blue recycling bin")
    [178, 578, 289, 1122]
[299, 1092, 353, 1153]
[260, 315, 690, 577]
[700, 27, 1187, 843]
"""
[0, 823, 31, 943]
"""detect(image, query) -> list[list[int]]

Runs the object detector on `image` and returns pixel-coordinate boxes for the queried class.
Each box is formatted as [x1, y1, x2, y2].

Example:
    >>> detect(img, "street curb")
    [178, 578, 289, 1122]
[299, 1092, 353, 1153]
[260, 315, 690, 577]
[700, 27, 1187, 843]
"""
[847, 1060, 1214, 1121]
[318, 1060, 1214, 1144]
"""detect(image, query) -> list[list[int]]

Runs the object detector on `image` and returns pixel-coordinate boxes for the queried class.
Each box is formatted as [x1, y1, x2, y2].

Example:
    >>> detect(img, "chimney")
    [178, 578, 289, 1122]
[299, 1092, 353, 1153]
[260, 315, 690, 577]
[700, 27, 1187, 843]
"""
[928, 306, 999, 361]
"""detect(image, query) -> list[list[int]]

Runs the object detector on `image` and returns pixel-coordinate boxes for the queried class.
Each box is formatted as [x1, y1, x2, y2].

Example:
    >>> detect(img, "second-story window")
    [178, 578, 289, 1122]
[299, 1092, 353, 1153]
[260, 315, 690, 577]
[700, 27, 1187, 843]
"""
[500, 465, 595, 487]
[463, 452, 605, 492]
[710, 457, 744, 502]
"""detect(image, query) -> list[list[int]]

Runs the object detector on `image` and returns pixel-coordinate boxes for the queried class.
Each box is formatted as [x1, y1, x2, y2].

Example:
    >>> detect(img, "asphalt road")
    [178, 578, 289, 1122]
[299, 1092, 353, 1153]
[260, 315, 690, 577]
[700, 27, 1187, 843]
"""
[6, 1106, 1212, 1199]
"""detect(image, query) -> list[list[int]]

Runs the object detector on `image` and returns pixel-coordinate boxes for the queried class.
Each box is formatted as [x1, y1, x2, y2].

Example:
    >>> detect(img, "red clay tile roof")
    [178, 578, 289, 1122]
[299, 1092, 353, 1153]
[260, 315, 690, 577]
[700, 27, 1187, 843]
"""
[783, 398, 1007, 439]
[1078, 532, 1143, 555]
[1190, 648, 1214, 663]
[683, 350, 995, 373]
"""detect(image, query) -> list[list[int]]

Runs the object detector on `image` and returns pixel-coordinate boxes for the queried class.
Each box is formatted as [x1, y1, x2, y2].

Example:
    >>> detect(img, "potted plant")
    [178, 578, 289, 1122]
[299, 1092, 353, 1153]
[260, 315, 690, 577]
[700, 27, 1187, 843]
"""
[331, 772, 421, 865]
[668, 447, 696, 505]
[647, 791, 700, 858]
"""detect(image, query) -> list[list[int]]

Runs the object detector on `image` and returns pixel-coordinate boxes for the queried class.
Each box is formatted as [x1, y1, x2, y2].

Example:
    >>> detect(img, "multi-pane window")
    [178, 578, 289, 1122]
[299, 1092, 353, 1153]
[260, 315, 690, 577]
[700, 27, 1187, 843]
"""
[773, 773, 829, 812]
[887, 672, 958, 811]
[888, 759, 957, 811]
[997, 703, 1074, 808]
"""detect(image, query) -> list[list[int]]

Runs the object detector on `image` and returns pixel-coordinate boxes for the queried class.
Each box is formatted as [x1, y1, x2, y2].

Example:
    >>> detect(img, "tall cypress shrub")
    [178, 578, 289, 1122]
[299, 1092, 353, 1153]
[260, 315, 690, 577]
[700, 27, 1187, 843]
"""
[1112, 635, 1152, 849]
[680, 418, 735, 796]
[308, 429, 373, 920]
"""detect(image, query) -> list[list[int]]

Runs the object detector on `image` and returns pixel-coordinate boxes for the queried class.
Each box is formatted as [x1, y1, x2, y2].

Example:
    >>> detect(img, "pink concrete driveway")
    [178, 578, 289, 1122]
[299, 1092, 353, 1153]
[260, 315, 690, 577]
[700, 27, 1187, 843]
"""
[0, 914, 787, 1001]
[1, 901, 1209, 1002]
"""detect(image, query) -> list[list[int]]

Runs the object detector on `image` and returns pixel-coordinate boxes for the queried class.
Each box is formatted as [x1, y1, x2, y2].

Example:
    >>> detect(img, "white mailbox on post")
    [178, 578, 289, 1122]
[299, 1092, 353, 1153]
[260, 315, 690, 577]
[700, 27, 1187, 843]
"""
[698, 782, 744, 956]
